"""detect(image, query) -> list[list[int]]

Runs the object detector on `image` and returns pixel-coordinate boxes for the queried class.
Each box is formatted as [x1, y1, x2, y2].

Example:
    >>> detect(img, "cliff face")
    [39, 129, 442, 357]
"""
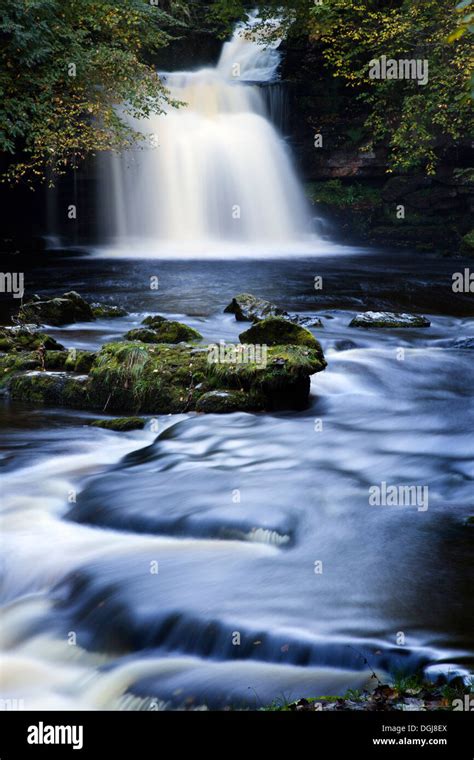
[278, 38, 473, 253]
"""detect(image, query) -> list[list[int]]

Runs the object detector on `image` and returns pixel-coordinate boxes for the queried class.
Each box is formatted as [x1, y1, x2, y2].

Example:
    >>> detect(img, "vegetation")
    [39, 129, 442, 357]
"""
[0, 0, 188, 183]
[1, 1, 471, 182]
[306, 180, 382, 210]
[210, 0, 473, 174]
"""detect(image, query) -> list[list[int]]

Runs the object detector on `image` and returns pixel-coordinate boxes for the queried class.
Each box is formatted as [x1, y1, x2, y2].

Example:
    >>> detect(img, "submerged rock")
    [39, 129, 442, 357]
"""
[0, 326, 64, 352]
[224, 292, 322, 328]
[349, 311, 431, 328]
[18, 291, 94, 326]
[91, 302, 128, 318]
[125, 321, 202, 344]
[334, 339, 358, 352]
[239, 317, 324, 352]
[90, 417, 146, 431]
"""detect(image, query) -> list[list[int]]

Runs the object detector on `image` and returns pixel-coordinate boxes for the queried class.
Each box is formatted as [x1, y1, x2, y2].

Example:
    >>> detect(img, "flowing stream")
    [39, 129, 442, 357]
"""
[1, 254, 473, 710]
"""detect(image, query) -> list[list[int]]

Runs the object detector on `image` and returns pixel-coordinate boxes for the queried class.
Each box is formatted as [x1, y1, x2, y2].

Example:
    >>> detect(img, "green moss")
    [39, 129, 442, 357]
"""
[43, 351, 68, 370]
[123, 328, 164, 343]
[0, 327, 64, 353]
[125, 321, 202, 344]
[64, 350, 96, 373]
[88, 342, 203, 413]
[17, 291, 94, 326]
[461, 230, 474, 256]
[90, 416, 146, 431]
[6, 332, 327, 414]
[9, 371, 90, 407]
[239, 317, 322, 350]
[91, 303, 128, 318]
[141, 315, 167, 328]
[0, 352, 39, 387]
[305, 180, 382, 210]
[87, 340, 326, 414]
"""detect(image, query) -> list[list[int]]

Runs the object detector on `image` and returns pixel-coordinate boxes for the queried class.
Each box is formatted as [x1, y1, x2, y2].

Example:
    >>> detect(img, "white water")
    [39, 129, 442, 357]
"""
[101, 14, 314, 252]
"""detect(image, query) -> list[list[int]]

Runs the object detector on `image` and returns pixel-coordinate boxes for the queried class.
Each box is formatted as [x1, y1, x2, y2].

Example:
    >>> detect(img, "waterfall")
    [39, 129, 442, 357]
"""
[100, 13, 314, 253]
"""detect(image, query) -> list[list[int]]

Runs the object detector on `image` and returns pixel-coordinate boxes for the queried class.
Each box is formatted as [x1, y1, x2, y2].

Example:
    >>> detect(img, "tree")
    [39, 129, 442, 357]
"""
[209, 0, 473, 174]
[0, 0, 188, 184]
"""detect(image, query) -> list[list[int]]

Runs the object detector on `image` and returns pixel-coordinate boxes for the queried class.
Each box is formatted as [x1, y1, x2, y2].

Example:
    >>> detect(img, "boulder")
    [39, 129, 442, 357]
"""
[17, 291, 94, 326]
[349, 312, 431, 328]
[5, 331, 327, 414]
[124, 321, 202, 344]
[0, 326, 65, 352]
[86, 340, 326, 413]
[123, 328, 164, 344]
[224, 293, 287, 322]
[239, 317, 324, 352]
[224, 293, 322, 327]
[9, 371, 90, 406]
[141, 315, 168, 328]
[91, 302, 128, 318]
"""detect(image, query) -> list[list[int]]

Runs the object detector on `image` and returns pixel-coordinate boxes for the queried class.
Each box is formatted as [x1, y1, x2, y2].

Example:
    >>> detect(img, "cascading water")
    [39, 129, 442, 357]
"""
[101, 14, 313, 251]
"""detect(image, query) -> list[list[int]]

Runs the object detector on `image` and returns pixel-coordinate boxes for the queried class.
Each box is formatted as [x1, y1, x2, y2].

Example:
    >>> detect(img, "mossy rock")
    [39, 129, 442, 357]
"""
[239, 317, 322, 350]
[0, 352, 40, 389]
[349, 311, 430, 328]
[43, 350, 68, 370]
[125, 321, 202, 344]
[123, 328, 161, 343]
[9, 371, 90, 407]
[224, 293, 322, 328]
[0, 327, 65, 353]
[64, 350, 97, 373]
[88, 342, 207, 414]
[461, 230, 474, 256]
[17, 291, 94, 326]
[195, 390, 263, 414]
[90, 417, 146, 431]
[206, 344, 327, 411]
[6, 335, 327, 414]
[141, 315, 168, 328]
[87, 340, 326, 414]
[91, 302, 128, 318]
[224, 293, 287, 322]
